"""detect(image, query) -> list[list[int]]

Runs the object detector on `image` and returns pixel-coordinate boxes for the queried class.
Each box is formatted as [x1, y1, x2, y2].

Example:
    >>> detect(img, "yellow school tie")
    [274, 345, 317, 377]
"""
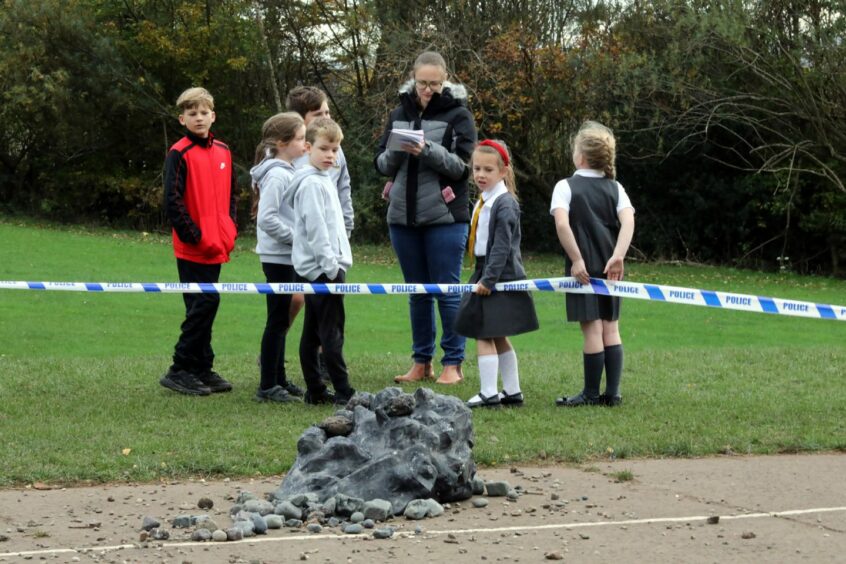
[467, 198, 483, 258]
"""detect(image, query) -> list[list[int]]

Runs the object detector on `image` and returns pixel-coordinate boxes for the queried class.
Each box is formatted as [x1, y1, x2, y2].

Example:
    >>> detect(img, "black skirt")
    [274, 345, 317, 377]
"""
[565, 292, 621, 322]
[454, 258, 540, 339]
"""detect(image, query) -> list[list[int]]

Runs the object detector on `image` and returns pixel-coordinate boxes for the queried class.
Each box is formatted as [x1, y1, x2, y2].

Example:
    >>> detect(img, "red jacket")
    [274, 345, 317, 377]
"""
[164, 131, 237, 264]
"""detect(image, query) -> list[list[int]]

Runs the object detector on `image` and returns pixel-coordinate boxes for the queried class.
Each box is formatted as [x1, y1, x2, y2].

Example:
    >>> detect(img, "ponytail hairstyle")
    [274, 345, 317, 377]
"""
[251, 111, 305, 219]
[472, 139, 518, 200]
[571, 120, 617, 180]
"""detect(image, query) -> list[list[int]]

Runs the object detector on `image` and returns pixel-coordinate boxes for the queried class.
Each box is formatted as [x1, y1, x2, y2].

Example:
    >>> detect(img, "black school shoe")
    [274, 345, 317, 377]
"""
[466, 393, 502, 409]
[499, 390, 525, 407]
[160, 369, 211, 396]
[281, 381, 305, 397]
[334, 388, 356, 407]
[599, 394, 623, 407]
[304, 387, 336, 405]
[197, 370, 233, 393]
[555, 392, 601, 407]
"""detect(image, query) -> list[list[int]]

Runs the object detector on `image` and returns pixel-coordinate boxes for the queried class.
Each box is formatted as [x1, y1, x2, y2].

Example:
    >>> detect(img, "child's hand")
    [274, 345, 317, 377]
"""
[571, 259, 590, 285]
[604, 256, 625, 281]
[401, 141, 424, 156]
[475, 282, 491, 296]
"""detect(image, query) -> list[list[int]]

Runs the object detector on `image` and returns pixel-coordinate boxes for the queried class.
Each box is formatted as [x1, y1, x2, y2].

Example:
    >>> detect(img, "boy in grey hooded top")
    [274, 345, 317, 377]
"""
[283, 164, 352, 281]
[251, 157, 296, 265]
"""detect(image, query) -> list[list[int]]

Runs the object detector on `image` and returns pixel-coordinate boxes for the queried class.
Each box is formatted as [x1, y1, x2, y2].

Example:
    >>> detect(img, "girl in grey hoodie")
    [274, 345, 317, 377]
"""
[250, 112, 307, 403]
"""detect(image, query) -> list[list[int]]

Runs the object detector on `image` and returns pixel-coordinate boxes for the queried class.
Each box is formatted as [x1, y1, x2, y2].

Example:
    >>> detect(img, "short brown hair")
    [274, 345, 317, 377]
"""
[306, 117, 343, 145]
[286, 86, 327, 117]
[176, 87, 214, 111]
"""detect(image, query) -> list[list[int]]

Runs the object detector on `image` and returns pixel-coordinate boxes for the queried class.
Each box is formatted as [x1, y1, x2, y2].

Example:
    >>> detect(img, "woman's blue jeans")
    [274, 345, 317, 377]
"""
[389, 223, 468, 366]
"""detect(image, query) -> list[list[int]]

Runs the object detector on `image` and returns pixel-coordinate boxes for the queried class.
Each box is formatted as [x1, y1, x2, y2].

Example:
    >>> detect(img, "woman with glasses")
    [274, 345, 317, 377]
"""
[375, 50, 478, 385]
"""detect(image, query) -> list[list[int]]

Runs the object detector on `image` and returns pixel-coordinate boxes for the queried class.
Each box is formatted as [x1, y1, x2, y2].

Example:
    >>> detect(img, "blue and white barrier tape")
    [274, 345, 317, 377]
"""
[0, 277, 844, 321]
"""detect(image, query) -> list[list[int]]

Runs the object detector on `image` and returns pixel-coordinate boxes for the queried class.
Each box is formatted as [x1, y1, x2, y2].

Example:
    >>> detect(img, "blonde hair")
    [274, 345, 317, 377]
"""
[472, 139, 518, 200]
[253, 112, 305, 165]
[306, 117, 343, 144]
[176, 87, 214, 111]
[251, 112, 305, 219]
[413, 51, 448, 76]
[571, 120, 617, 179]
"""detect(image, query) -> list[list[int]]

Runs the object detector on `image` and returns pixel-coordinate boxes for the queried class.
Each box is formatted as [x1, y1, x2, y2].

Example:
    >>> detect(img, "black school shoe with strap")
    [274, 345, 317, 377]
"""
[498, 390, 524, 407]
[466, 392, 502, 409]
[160, 369, 211, 396]
[197, 370, 233, 393]
[555, 391, 602, 407]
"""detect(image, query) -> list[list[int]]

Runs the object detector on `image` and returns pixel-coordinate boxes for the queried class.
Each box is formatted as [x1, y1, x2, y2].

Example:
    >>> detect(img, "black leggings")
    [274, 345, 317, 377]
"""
[259, 262, 295, 390]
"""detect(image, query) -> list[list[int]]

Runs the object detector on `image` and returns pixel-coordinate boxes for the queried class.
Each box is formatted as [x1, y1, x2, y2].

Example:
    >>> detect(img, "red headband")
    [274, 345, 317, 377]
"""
[477, 139, 510, 167]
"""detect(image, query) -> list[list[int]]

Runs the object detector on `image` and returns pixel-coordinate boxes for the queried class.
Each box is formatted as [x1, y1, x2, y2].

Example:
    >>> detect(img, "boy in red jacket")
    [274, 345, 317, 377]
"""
[160, 87, 238, 396]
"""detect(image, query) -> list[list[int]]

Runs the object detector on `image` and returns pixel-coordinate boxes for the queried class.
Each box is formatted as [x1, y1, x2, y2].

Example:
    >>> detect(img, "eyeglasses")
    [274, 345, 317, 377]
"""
[415, 79, 444, 90]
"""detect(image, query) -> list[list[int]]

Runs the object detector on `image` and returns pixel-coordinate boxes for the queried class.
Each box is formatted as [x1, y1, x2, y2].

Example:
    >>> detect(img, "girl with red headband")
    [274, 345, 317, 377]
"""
[455, 139, 539, 408]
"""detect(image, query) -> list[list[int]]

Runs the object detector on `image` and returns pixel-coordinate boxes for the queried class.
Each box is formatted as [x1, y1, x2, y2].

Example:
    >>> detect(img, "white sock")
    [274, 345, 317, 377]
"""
[478, 354, 499, 398]
[499, 349, 521, 395]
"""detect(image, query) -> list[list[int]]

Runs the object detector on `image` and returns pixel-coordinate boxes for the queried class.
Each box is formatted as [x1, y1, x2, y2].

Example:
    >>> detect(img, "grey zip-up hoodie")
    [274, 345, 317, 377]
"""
[250, 157, 296, 265]
[283, 164, 352, 281]
[294, 145, 354, 234]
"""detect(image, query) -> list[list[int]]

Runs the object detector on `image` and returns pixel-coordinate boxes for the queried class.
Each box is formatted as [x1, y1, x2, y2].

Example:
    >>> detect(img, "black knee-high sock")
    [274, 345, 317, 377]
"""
[583, 351, 605, 398]
[604, 344, 624, 397]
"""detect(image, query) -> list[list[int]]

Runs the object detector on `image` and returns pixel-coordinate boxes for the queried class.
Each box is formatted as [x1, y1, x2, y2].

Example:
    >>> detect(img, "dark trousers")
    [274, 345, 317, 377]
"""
[172, 258, 221, 374]
[260, 262, 295, 390]
[298, 270, 352, 396]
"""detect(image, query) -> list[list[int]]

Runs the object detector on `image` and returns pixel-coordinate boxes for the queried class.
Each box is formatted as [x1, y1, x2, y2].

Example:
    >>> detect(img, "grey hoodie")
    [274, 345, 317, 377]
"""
[294, 145, 353, 234]
[250, 157, 296, 265]
[283, 164, 352, 281]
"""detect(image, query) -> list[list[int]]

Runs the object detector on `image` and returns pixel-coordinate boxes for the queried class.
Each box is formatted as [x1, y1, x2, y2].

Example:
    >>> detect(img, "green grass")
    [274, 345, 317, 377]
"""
[1, 218, 845, 486]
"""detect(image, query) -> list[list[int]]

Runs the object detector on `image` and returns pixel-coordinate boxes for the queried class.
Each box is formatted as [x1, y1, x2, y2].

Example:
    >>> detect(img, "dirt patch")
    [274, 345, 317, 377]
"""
[1, 454, 844, 563]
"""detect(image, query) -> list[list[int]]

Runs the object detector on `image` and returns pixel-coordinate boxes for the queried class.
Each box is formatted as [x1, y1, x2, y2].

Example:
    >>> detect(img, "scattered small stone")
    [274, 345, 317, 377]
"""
[362, 519, 375, 529]
[107, 496, 115, 502]
[472, 498, 489, 508]
[197, 497, 214, 510]
[545, 551, 564, 560]
[289, 493, 319, 507]
[707, 516, 720, 525]
[212, 529, 228, 542]
[350, 511, 365, 524]
[250, 513, 268, 535]
[236, 492, 257, 504]
[485, 481, 510, 497]
[193, 515, 218, 532]
[285, 519, 304, 528]
[327, 517, 341, 528]
[472, 477, 486, 496]
[373, 527, 395, 539]
[550, 493, 560, 501]
[344, 523, 364, 534]
[742, 531, 756, 539]
[0, 534, 7, 542]
[307, 523, 323, 534]
[141, 516, 160, 532]
[171, 515, 193, 529]
[244, 499, 274, 516]
[319, 415, 355, 437]
[225, 527, 244, 541]
[139, 531, 148, 542]
[425, 499, 445, 517]
[299, 553, 308, 561]
[150, 528, 170, 541]
[275, 501, 303, 520]
[265, 515, 284, 529]
[415, 525, 423, 535]
[444, 533, 459, 544]
[404, 499, 431, 520]
[191, 528, 212, 542]
[579, 533, 590, 540]
[362, 499, 392, 522]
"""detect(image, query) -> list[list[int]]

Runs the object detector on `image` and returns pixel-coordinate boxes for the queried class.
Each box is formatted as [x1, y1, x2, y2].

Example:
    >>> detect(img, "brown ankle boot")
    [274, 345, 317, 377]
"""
[394, 362, 434, 383]
[436, 364, 463, 385]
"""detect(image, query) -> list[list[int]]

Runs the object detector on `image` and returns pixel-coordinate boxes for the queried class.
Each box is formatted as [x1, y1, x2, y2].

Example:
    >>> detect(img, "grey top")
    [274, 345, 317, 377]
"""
[479, 193, 527, 288]
[283, 165, 353, 281]
[251, 157, 295, 265]
[294, 145, 353, 234]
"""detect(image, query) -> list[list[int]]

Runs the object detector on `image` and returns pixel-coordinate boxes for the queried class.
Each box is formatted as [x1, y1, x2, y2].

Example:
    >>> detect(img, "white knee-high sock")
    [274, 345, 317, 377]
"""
[499, 349, 521, 395]
[478, 354, 499, 398]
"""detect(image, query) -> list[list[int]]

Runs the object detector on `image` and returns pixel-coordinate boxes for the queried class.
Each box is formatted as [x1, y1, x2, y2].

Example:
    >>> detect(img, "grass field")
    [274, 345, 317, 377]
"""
[1, 218, 845, 486]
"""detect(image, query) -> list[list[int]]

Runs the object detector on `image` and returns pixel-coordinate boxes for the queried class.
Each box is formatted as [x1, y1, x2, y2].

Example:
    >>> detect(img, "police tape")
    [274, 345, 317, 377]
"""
[1, 277, 844, 321]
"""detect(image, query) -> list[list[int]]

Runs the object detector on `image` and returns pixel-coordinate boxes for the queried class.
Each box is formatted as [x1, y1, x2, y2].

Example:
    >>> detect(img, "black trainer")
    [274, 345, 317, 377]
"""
[555, 392, 601, 407]
[466, 392, 502, 409]
[304, 387, 336, 405]
[254, 385, 301, 404]
[499, 390, 525, 407]
[197, 370, 233, 393]
[160, 369, 211, 396]
[280, 381, 304, 397]
[333, 388, 356, 407]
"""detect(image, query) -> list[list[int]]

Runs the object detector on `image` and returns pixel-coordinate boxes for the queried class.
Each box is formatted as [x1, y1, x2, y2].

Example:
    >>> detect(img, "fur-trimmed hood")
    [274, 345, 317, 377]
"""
[398, 79, 468, 102]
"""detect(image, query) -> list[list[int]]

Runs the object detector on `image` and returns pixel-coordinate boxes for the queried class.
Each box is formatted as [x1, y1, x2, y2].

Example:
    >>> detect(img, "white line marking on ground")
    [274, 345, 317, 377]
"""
[2, 506, 844, 558]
